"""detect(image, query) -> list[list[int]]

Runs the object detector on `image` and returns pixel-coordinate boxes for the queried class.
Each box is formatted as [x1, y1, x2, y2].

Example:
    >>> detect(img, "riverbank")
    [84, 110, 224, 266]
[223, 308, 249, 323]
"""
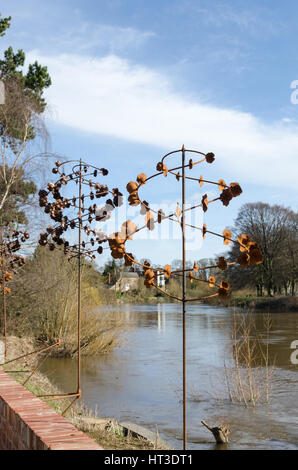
[204, 292, 298, 312]
[108, 286, 298, 312]
[0, 336, 169, 450]
[231, 295, 297, 312]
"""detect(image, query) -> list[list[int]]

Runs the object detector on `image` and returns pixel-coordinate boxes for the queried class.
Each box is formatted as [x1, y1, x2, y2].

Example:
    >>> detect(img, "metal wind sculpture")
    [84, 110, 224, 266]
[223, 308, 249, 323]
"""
[0, 223, 62, 377]
[0, 223, 29, 358]
[37, 158, 122, 414]
[107, 146, 263, 450]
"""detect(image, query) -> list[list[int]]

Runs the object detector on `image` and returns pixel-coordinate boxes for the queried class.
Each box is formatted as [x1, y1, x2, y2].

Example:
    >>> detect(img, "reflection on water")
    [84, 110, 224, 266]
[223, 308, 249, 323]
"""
[41, 303, 298, 450]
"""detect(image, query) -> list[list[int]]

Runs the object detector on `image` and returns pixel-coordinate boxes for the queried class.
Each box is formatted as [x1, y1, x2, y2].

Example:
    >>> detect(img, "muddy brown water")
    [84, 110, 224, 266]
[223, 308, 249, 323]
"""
[41, 303, 298, 450]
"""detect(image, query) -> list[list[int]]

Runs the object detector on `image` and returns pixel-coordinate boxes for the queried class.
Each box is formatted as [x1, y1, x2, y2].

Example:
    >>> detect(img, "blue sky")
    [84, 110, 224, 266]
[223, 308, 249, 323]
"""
[1, 0, 297, 266]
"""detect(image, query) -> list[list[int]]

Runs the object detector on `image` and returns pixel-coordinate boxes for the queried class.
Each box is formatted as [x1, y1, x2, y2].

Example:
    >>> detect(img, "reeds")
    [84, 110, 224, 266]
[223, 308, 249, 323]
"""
[223, 311, 275, 406]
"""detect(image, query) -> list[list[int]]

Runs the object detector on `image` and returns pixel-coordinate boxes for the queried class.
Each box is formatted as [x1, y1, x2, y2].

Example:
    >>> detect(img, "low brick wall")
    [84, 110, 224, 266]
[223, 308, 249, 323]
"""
[0, 370, 102, 450]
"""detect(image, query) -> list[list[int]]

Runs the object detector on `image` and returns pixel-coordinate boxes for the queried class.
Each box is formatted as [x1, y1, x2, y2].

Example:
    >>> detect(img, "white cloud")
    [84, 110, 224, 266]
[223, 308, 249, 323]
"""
[29, 51, 297, 189]
[180, 1, 282, 36]
[52, 24, 156, 54]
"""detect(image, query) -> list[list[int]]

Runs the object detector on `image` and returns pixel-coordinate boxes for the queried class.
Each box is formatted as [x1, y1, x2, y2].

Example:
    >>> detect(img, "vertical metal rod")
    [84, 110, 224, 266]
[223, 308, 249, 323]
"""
[0, 226, 7, 358]
[3, 276, 7, 358]
[181, 145, 187, 450]
[0, 226, 2, 338]
[77, 159, 82, 398]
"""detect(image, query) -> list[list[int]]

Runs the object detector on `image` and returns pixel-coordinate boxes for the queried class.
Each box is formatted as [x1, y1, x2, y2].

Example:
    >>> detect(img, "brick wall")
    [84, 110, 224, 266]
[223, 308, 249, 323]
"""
[0, 370, 102, 450]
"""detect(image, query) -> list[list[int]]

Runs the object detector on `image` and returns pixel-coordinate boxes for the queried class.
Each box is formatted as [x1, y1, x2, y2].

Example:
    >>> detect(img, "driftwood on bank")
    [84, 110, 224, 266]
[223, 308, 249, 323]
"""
[201, 420, 230, 444]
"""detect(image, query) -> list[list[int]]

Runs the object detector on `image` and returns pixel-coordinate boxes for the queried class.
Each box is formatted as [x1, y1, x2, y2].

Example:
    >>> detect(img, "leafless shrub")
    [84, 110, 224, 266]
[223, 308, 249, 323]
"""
[223, 312, 275, 406]
[7, 246, 126, 356]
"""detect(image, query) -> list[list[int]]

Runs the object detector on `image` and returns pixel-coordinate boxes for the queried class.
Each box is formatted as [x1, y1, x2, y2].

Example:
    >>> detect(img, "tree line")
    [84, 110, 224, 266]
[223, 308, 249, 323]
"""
[225, 202, 297, 297]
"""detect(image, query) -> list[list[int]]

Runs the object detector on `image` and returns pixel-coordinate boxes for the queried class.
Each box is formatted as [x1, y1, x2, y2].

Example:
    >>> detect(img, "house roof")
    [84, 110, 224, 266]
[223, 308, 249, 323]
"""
[121, 272, 139, 279]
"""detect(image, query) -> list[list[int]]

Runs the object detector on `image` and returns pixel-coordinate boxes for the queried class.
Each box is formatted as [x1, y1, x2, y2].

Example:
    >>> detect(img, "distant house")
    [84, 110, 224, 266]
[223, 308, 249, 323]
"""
[156, 270, 166, 289]
[109, 271, 140, 293]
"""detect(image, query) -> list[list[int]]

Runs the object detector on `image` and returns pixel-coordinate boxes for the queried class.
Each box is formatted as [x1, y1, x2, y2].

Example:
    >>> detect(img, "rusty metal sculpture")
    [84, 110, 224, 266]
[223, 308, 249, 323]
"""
[0, 223, 63, 387]
[0, 223, 29, 357]
[37, 158, 122, 414]
[0, 223, 61, 380]
[107, 146, 263, 449]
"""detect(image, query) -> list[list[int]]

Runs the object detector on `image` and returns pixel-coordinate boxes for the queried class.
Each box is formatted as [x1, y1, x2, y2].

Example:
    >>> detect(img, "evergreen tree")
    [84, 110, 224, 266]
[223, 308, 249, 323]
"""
[0, 13, 51, 224]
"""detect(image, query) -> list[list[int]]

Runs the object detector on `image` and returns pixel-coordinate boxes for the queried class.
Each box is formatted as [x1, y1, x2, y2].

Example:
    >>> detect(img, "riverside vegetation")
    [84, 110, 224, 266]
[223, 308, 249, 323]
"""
[5, 234, 298, 364]
[6, 246, 127, 357]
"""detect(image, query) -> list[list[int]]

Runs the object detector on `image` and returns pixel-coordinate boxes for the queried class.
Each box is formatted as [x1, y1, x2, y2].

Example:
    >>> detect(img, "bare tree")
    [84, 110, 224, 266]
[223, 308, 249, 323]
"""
[227, 203, 297, 296]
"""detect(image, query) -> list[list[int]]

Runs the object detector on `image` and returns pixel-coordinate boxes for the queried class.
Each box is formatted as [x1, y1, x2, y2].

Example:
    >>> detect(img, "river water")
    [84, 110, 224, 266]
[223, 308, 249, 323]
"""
[41, 303, 298, 450]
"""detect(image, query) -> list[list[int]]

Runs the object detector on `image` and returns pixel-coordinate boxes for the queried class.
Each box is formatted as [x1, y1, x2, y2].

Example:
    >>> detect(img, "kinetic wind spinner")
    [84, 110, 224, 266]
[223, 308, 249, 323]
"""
[37, 158, 122, 414]
[0, 223, 63, 380]
[107, 146, 263, 449]
[0, 223, 29, 358]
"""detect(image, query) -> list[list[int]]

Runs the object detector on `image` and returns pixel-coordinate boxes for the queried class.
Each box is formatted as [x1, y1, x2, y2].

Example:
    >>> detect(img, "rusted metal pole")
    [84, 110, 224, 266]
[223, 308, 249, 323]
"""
[1, 340, 60, 366]
[62, 395, 80, 417]
[23, 348, 53, 386]
[0, 226, 7, 358]
[3, 280, 7, 358]
[77, 159, 82, 399]
[181, 145, 187, 450]
[0, 227, 2, 336]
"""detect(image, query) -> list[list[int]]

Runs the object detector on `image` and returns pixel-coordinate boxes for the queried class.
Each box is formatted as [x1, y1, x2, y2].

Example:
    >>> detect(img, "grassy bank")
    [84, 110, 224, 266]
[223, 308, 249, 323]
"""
[228, 295, 298, 312]
[108, 279, 298, 312]
[203, 288, 298, 312]
[1, 336, 169, 450]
